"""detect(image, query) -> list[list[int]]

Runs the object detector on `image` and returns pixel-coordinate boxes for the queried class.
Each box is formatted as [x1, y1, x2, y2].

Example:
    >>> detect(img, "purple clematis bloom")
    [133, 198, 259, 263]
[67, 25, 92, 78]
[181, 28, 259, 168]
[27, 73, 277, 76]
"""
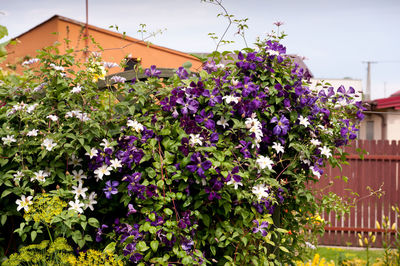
[203, 60, 218, 74]
[176, 97, 199, 115]
[187, 152, 212, 178]
[127, 203, 137, 216]
[144, 65, 161, 77]
[103, 180, 119, 199]
[252, 219, 269, 236]
[195, 109, 215, 130]
[271, 116, 290, 136]
[176, 67, 189, 79]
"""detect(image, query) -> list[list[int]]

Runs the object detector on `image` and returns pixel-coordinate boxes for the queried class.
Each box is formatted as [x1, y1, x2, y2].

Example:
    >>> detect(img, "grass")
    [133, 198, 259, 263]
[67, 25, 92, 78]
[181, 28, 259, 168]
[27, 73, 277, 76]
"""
[314, 246, 385, 264]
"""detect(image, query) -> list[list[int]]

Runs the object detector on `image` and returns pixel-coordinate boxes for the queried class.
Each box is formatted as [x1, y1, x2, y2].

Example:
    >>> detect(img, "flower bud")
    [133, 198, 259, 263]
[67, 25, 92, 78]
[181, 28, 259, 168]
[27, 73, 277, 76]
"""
[358, 239, 363, 247]
[364, 237, 368, 245]
[376, 221, 381, 229]
[392, 223, 397, 230]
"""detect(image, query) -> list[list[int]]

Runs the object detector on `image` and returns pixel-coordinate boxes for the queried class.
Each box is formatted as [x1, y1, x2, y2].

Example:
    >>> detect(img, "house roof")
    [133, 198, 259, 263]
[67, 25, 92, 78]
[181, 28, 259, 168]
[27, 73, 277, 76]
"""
[11, 15, 199, 62]
[373, 91, 400, 110]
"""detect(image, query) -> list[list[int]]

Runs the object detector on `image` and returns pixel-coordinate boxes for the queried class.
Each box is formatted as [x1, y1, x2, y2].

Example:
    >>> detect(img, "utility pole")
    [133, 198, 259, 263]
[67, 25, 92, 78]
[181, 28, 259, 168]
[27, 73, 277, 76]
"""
[84, 0, 89, 59]
[362, 61, 377, 101]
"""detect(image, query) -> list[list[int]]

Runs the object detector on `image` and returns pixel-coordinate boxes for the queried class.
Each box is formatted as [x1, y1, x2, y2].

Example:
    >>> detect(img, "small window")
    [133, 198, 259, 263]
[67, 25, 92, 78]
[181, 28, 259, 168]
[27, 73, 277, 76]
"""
[366, 121, 374, 140]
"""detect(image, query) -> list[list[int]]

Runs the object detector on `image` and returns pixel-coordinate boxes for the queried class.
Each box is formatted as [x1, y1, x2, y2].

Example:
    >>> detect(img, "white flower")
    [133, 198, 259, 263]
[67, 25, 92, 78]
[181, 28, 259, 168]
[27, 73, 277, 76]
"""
[216, 63, 225, 69]
[100, 139, 114, 151]
[68, 200, 85, 214]
[85, 192, 97, 211]
[127, 119, 144, 133]
[305, 241, 316, 250]
[50, 63, 64, 71]
[252, 184, 269, 200]
[32, 170, 49, 182]
[319, 146, 332, 158]
[33, 82, 46, 92]
[110, 159, 122, 170]
[231, 79, 239, 86]
[72, 182, 88, 200]
[310, 138, 322, 146]
[245, 115, 261, 129]
[46, 114, 58, 122]
[94, 164, 111, 181]
[27, 129, 39, 137]
[13, 171, 24, 182]
[71, 85, 82, 93]
[216, 116, 229, 129]
[72, 169, 87, 182]
[42, 138, 57, 151]
[311, 166, 321, 179]
[102, 61, 119, 68]
[266, 49, 280, 56]
[222, 95, 239, 104]
[85, 148, 98, 159]
[110, 75, 126, 83]
[69, 154, 83, 167]
[227, 179, 243, 190]
[256, 155, 274, 170]
[2, 135, 16, 145]
[189, 134, 203, 146]
[272, 142, 284, 154]
[298, 115, 310, 127]
[16, 195, 33, 212]
[26, 103, 38, 114]
[22, 58, 39, 66]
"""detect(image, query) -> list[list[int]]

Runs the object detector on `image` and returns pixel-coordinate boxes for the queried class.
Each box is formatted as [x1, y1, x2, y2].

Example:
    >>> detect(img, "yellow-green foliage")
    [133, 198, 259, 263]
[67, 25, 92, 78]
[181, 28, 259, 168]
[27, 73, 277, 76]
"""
[295, 253, 335, 266]
[1, 238, 122, 266]
[66, 249, 123, 266]
[24, 193, 67, 224]
[2, 237, 73, 265]
[341, 257, 367, 265]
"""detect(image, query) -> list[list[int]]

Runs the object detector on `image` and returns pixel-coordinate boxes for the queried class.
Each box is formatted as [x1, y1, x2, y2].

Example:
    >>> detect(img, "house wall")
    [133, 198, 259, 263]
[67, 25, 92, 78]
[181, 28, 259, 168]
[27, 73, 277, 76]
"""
[4, 18, 59, 66]
[358, 114, 382, 140]
[386, 114, 400, 140]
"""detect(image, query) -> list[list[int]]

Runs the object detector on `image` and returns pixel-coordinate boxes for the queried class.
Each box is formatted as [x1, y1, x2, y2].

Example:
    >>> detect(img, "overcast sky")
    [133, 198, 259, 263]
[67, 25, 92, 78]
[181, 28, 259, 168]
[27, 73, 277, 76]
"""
[1, 0, 399, 100]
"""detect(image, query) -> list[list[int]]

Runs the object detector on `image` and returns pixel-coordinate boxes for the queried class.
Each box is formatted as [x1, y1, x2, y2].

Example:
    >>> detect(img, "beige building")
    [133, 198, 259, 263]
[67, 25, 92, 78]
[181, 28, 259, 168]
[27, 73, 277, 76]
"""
[359, 91, 400, 141]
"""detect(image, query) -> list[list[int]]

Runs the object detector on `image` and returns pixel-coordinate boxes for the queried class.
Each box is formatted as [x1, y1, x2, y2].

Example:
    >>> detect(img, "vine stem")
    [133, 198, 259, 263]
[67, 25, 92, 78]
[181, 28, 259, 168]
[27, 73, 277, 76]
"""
[46, 225, 53, 243]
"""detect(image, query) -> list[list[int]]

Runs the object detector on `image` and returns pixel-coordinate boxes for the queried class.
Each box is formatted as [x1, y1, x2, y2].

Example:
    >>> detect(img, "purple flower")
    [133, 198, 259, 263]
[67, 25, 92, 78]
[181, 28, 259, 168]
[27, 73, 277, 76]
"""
[195, 110, 215, 130]
[103, 180, 119, 199]
[96, 224, 109, 242]
[252, 220, 269, 236]
[176, 67, 189, 79]
[271, 116, 290, 136]
[208, 88, 222, 106]
[129, 253, 143, 263]
[181, 237, 194, 251]
[127, 203, 137, 216]
[144, 65, 161, 77]
[176, 97, 199, 115]
[186, 152, 212, 178]
[203, 61, 218, 74]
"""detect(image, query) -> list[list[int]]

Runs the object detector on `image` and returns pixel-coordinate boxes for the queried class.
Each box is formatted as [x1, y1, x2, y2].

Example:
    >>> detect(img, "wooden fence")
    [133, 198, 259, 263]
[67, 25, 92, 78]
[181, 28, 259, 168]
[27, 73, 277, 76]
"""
[314, 140, 400, 247]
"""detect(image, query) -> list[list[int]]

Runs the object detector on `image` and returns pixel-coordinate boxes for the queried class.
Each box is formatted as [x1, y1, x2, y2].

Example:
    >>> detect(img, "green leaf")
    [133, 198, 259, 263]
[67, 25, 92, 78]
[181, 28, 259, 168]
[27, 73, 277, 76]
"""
[146, 167, 156, 178]
[1, 214, 7, 225]
[202, 214, 210, 227]
[88, 217, 99, 228]
[210, 245, 216, 256]
[1, 189, 12, 198]
[31, 231, 37, 241]
[150, 240, 159, 252]
[164, 208, 173, 216]
[279, 246, 289, 253]
[104, 242, 116, 253]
